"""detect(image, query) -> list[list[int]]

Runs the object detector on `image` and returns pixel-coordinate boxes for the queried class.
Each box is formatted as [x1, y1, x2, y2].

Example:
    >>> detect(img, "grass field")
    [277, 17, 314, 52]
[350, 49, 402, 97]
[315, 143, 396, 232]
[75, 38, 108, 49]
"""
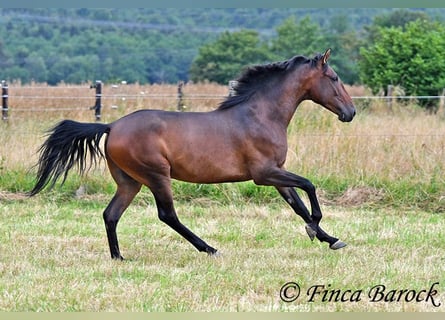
[0, 194, 444, 311]
[1, 83, 445, 311]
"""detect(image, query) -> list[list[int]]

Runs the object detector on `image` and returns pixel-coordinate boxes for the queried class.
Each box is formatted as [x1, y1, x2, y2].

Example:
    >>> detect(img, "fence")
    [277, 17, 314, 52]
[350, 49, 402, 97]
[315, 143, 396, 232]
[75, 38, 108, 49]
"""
[1, 80, 445, 122]
[0, 80, 232, 122]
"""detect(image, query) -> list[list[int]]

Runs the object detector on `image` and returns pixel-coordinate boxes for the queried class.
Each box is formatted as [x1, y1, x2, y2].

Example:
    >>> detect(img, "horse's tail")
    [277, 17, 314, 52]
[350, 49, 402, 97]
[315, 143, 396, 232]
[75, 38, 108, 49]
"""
[28, 119, 111, 196]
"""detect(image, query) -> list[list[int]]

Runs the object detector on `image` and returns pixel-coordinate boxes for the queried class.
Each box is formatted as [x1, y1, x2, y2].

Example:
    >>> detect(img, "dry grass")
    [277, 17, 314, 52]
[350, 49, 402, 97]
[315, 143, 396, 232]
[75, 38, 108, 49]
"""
[288, 101, 445, 182]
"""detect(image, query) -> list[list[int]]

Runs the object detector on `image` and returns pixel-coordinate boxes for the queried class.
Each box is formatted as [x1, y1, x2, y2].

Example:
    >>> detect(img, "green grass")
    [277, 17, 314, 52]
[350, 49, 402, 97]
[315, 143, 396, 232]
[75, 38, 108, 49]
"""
[0, 195, 444, 311]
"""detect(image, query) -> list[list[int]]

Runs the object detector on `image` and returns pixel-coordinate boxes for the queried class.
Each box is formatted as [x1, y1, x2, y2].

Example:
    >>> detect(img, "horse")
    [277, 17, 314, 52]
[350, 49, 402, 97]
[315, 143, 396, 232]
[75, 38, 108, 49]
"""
[29, 49, 356, 260]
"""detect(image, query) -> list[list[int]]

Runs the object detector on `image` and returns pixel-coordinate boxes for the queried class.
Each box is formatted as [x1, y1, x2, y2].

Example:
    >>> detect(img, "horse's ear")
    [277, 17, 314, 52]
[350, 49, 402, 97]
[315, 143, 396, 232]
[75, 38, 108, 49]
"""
[322, 48, 331, 65]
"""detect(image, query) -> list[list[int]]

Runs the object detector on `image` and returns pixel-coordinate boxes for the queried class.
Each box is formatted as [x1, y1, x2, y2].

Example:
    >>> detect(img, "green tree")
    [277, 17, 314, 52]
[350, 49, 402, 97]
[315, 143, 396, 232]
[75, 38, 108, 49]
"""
[358, 20, 445, 109]
[364, 9, 430, 43]
[189, 30, 272, 84]
[323, 15, 360, 84]
[270, 15, 360, 84]
[24, 53, 48, 82]
[4, 66, 29, 83]
[270, 16, 325, 59]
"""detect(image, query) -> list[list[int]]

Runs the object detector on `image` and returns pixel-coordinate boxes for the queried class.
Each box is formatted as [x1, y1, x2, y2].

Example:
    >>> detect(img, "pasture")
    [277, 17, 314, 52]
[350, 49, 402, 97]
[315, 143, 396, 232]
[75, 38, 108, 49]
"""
[0, 83, 444, 311]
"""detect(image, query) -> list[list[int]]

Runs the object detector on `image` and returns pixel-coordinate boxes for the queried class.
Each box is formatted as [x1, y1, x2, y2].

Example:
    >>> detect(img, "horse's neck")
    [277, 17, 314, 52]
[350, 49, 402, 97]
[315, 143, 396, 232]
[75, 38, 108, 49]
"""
[234, 93, 303, 131]
[279, 68, 315, 125]
[225, 66, 311, 128]
[257, 80, 307, 127]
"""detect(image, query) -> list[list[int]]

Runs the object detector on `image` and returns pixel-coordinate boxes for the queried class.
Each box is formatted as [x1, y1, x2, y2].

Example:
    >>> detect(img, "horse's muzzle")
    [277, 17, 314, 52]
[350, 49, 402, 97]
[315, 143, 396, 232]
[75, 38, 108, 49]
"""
[338, 107, 356, 122]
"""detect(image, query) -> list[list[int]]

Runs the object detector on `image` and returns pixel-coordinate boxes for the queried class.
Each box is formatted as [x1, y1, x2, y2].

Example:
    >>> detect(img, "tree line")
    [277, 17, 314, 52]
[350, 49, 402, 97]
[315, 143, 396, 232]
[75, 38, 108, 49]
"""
[0, 8, 444, 108]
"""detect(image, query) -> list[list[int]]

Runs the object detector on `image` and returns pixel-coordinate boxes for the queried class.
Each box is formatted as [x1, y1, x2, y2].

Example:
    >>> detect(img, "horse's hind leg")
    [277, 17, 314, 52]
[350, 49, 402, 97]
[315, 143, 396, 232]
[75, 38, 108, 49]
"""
[149, 174, 218, 255]
[104, 161, 142, 260]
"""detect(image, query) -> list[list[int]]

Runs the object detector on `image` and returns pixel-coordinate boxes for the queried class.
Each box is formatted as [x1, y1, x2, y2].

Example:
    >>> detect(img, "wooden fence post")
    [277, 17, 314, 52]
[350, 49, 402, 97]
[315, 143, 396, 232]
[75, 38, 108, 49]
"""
[386, 84, 393, 110]
[177, 81, 184, 111]
[438, 88, 445, 117]
[228, 80, 238, 97]
[90, 80, 102, 121]
[1, 80, 8, 121]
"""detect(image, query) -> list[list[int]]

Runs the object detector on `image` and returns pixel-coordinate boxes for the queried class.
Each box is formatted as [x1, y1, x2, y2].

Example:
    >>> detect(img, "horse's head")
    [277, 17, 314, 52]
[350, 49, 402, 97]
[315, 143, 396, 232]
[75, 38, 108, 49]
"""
[307, 49, 356, 122]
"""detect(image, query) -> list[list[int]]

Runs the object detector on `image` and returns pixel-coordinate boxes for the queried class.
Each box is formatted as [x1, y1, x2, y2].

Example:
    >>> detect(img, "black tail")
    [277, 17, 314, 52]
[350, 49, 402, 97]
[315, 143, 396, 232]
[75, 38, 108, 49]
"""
[28, 119, 111, 196]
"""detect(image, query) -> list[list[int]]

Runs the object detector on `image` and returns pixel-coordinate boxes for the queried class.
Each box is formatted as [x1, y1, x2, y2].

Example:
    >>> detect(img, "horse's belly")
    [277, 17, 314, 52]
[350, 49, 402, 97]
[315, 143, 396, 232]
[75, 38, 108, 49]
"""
[169, 152, 251, 184]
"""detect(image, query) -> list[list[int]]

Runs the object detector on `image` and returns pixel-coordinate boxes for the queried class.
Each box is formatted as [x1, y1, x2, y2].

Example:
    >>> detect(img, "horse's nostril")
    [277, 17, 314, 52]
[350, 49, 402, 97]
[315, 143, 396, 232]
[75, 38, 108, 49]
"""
[339, 110, 355, 122]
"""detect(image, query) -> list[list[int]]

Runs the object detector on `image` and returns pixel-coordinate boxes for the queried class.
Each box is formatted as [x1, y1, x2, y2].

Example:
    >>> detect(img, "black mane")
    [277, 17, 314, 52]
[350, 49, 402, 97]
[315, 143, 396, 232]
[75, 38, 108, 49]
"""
[218, 54, 320, 110]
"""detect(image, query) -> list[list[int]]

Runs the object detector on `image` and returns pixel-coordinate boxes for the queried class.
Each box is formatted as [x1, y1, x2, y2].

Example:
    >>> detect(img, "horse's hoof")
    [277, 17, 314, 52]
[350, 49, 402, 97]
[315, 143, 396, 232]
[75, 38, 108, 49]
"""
[330, 240, 347, 250]
[208, 250, 221, 258]
[112, 256, 125, 261]
[305, 224, 317, 241]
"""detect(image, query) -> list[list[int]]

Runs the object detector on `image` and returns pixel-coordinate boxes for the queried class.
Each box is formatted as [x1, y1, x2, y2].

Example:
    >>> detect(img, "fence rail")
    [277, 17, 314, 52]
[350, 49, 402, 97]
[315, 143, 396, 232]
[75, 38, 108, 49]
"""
[1, 80, 445, 121]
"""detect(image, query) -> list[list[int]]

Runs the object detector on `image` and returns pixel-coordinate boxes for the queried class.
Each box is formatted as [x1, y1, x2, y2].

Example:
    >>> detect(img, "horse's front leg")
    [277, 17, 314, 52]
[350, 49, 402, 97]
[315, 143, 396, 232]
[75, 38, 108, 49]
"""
[254, 168, 346, 250]
[276, 186, 317, 240]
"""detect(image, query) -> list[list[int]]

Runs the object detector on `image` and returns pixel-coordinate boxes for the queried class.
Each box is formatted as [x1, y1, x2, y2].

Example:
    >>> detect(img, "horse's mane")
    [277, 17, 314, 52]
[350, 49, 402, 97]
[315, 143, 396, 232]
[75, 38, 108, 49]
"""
[218, 54, 320, 110]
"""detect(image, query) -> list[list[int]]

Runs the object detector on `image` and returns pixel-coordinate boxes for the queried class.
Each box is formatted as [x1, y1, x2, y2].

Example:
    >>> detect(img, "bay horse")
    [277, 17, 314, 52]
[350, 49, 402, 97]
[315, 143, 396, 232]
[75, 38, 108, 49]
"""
[29, 49, 355, 260]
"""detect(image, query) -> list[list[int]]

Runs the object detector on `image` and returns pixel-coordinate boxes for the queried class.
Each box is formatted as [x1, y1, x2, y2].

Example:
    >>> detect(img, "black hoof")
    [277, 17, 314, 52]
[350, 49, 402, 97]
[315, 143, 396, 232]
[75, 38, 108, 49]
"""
[305, 224, 317, 241]
[329, 240, 347, 250]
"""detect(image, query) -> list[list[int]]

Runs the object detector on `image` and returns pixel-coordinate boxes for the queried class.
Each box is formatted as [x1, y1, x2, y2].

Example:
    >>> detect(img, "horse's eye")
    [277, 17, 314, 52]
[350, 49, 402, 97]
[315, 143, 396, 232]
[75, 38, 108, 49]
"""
[325, 72, 338, 82]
